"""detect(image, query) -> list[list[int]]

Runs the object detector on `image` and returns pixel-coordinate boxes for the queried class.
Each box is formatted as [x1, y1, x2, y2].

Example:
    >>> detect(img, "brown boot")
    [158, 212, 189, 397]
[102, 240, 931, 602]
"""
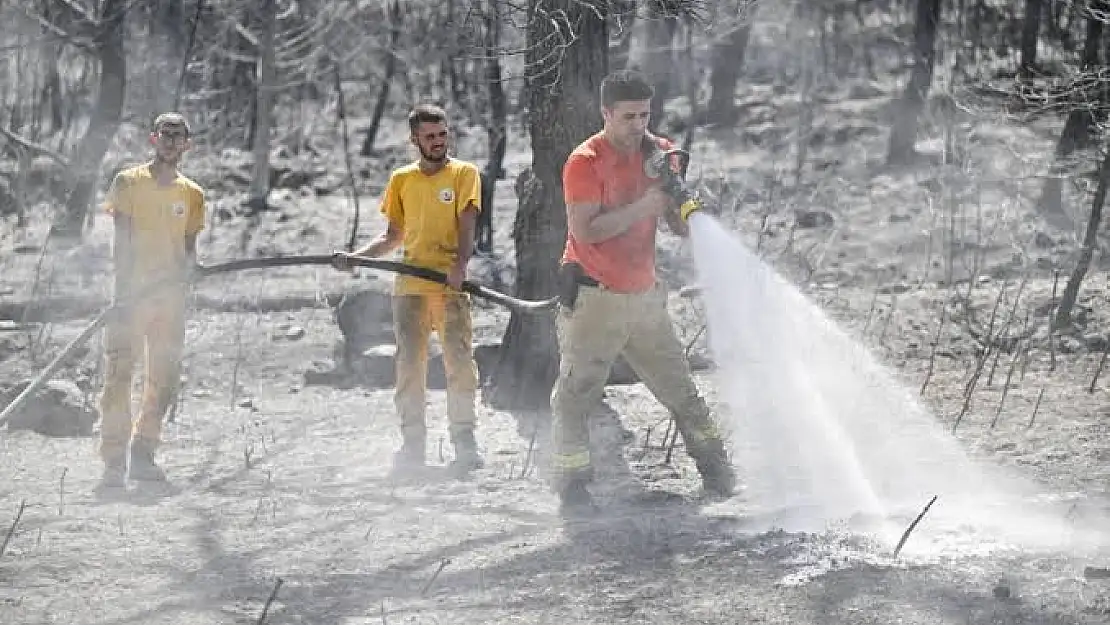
[449, 428, 484, 475]
[129, 441, 168, 482]
[391, 435, 426, 475]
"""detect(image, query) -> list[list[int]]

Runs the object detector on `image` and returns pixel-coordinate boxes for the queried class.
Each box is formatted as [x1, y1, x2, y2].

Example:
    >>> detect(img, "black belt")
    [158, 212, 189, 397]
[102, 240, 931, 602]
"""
[576, 274, 601, 287]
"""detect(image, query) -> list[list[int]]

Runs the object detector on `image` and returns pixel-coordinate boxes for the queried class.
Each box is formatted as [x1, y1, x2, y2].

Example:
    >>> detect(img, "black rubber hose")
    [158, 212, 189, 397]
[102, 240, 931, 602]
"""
[199, 253, 558, 312]
[1, 254, 555, 429]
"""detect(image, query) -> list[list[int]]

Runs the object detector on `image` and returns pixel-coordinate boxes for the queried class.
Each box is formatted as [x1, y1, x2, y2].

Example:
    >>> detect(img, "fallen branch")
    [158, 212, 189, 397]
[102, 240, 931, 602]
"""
[0, 125, 69, 167]
[892, 494, 937, 558]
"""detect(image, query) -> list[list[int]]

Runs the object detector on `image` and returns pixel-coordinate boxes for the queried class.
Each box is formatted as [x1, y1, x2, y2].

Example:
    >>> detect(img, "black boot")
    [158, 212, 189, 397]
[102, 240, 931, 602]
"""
[691, 439, 736, 500]
[558, 478, 598, 518]
[449, 428, 484, 475]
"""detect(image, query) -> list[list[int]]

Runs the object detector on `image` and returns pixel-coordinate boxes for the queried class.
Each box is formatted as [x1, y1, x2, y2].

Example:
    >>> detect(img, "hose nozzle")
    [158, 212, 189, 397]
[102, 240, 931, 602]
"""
[679, 199, 703, 222]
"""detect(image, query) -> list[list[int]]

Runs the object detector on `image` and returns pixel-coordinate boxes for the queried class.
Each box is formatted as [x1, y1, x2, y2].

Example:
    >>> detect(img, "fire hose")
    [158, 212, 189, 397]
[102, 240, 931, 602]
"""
[0, 253, 557, 428]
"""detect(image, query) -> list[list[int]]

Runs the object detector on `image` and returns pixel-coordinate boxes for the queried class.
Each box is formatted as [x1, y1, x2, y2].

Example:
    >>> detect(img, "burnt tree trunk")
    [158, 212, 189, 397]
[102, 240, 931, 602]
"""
[706, 22, 752, 126]
[485, 0, 508, 176]
[1020, 0, 1043, 74]
[1038, 3, 1105, 218]
[360, 0, 401, 156]
[51, 0, 128, 240]
[1055, 140, 1110, 329]
[633, 1, 679, 135]
[886, 0, 942, 165]
[608, 0, 637, 69]
[486, 0, 608, 412]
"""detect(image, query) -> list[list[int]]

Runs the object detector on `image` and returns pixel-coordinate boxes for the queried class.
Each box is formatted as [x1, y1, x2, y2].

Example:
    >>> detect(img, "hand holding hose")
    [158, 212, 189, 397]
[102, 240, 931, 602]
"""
[331, 250, 359, 273]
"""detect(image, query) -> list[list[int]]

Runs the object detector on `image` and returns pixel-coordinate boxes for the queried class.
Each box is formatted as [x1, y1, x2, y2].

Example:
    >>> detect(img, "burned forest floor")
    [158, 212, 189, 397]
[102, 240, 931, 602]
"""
[5, 38, 1110, 623]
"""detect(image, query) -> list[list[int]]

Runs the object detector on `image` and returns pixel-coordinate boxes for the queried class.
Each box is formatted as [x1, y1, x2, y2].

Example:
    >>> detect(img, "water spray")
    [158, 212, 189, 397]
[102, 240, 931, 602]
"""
[643, 136, 1107, 555]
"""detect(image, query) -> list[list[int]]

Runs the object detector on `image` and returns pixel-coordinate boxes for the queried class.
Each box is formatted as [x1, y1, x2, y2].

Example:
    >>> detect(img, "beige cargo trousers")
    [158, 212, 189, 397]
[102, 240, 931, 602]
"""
[549, 281, 727, 490]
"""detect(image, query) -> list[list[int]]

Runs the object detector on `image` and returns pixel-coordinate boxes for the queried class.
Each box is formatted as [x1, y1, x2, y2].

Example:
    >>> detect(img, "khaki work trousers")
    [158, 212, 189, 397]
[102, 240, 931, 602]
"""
[549, 283, 724, 490]
[392, 293, 479, 439]
[98, 296, 186, 463]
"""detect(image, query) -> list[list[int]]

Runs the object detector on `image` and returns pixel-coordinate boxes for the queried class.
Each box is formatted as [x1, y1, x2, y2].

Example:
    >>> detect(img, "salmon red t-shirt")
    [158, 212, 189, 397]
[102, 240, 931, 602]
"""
[561, 132, 673, 293]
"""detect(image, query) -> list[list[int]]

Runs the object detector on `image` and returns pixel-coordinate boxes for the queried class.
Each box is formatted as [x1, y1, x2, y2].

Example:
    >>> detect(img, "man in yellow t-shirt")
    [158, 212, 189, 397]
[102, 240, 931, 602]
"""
[334, 103, 483, 476]
[98, 112, 206, 489]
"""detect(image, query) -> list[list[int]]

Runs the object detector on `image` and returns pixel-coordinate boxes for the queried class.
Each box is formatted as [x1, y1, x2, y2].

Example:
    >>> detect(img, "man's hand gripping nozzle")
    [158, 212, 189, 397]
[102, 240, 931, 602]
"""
[642, 144, 704, 222]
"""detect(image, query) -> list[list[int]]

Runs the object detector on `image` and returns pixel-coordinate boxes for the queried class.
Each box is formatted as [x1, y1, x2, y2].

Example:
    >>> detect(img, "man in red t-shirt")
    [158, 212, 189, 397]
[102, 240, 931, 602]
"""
[550, 69, 736, 515]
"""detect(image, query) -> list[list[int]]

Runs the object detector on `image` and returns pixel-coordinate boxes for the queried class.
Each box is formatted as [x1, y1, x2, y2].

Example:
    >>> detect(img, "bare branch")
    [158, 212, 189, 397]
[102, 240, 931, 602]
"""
[0, 127, 70, 167]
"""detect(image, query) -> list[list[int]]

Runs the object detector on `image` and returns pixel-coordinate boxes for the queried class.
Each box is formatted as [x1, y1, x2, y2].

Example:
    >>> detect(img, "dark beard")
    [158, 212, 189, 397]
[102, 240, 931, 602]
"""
[153, 152, 180, 167]
[420, 147, 447, 162]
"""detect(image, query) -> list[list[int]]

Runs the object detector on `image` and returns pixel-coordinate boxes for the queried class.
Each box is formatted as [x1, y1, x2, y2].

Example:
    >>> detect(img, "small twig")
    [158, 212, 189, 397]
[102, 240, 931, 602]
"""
[1089, 340, 1110, 394]
[637, 425, 654, 461]
[663, 417, 681, 464]
[862, 284, 881, 334]
[58, 467, 67, 516]
[684, 323, 707, 358]
[1027, 386, 1046, 429]
[420, 559, 451, 596]
[521, 424, 538, 479]
[334, 61, 363, 252]
[990, 341, 1025, 430]
[0, 500, 27, 560]
[1049, 270, 1060, 372]
[877, 294, 898, 344]
[920, 300, 948, 395]
[892, 495, 938, 558]
[256, 577, 284, 625]
[953, 346, 991, 433]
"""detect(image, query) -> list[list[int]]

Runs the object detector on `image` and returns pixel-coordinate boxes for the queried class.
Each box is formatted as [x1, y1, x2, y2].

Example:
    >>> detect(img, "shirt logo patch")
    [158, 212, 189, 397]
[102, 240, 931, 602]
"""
[170, 202, 187, 218]
[438, 188, 455, 204]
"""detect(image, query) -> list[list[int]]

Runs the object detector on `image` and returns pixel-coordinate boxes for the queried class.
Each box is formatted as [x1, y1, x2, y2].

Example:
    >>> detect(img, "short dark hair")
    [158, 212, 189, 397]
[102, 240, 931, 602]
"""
[600, 70, 655, 108]
[408, 103, 447, 133]
[152, 112, 191, 136]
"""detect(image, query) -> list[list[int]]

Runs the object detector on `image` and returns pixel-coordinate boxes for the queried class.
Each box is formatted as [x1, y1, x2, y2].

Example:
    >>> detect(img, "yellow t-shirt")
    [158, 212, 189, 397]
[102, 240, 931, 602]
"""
[380, 158, 481, 295]
[103, 164, 206, 290]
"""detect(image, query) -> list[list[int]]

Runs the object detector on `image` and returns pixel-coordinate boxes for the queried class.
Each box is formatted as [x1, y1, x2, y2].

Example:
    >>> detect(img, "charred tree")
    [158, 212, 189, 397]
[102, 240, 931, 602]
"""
[50, 0, 129, 240]
[1020, 0, 1043, 75]
[484, 0, 508, 178]
[485, 0, 608, 412]
[632, 0, 679, 134]
[1055, 141, 1110, 328]
[886, 0, 942, 165]
[248, 0, 276, 208]
[360, 0, 401, 156]
[706, 20, 753, 126]
[1037, 1, 1106, 218]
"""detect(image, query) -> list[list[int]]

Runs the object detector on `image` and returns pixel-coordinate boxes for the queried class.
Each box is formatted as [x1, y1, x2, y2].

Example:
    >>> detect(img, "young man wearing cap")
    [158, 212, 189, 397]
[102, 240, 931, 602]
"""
[334, 104, 484, 476]
[550, 70, 736, 515]
[98, 112, 206, 488]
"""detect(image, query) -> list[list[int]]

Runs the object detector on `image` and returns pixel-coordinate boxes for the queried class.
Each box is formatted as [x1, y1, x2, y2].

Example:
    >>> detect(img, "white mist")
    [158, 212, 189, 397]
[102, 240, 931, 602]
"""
[686, 212, 1106, 556]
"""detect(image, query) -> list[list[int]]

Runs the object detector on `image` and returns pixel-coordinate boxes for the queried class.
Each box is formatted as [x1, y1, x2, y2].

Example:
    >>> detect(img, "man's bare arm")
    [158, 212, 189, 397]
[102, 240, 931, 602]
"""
[567, 186, 668, 244]
[352, 220, 403, 258]
[455, 203, 478, 265]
